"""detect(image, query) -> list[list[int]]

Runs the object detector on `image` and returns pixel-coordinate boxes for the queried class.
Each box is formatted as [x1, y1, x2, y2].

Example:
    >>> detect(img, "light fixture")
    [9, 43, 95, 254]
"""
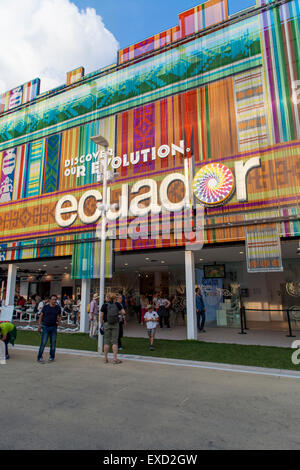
[145, 257, 150, 260]
[161, 261, 165, 264]
[199, 258, 204, 261]
[43, 264, 47, 267]
[124, 263, 128, 266]
[239, 251, 244, 254]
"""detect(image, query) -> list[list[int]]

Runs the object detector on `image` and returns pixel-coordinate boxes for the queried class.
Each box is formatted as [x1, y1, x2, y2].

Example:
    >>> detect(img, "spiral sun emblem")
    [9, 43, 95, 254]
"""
[193, 163, 234, 205]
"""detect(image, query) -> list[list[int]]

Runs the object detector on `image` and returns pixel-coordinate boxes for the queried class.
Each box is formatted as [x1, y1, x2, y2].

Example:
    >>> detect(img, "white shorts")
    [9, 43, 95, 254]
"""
[147, 328, 156, 337]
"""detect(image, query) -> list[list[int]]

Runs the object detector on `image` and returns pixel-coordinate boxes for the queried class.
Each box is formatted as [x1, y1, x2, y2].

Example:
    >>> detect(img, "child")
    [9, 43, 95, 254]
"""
[144, 304, 159, 351]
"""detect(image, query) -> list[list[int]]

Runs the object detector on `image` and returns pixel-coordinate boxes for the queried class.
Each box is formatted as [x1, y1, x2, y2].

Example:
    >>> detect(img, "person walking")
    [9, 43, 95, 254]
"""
[89, 294, 99, 338]
[155, 291, 171, 328]
[195, 287, 206, 332]
[100, 293, 125, 364]
[144, 304, 159, 351]
[37, 294, 62, 363]
[0, 321, 17, 360]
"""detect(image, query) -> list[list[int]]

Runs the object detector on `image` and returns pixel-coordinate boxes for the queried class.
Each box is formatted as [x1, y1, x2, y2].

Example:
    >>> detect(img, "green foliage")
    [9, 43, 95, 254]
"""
[15, 330, 300, 371]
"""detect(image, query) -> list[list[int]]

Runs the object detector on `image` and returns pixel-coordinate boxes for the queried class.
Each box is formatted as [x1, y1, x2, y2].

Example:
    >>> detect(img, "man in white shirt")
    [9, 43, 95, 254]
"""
[144, 304, 159, 351]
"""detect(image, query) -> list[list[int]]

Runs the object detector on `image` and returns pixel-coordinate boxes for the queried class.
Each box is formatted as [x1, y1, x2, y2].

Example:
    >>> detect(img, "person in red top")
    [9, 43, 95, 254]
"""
[17, 295, 26, 307]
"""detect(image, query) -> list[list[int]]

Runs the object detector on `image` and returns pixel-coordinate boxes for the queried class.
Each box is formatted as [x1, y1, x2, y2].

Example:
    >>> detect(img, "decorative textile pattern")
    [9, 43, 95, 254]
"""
[0, 15, 261, 151]
[0, 235, 73, 261]
[179, 0, 228, 38]
[0, 148, 16, 203]
[17, 240, 38, 260]
[54, 235, 73, 257]
[24, 140, 45, 197]
[244, 207, 300, 238]
[0, 116, 114, 199]
[43, 134, 61, 193]
[38, 238, 55, 258]
[66, 67, 85, 86]
[118, 0, 227, 64]
[71, 233, 112, 279]
[12, 145, 27, 200]
[118, 26, 180, 64]
[0, 1, 299, 257]
[59, 127, 79, 190]
[245, 223, 283, 272]
[257, 0, 300, 143]
[0, 79, 40, 114]
[117, 79, 238, 179]
[234, 67, 270, 151]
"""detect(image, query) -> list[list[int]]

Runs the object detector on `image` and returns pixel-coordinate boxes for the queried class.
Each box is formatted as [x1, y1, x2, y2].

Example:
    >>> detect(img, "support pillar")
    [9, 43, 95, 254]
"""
[154, 272, 161, 292]
[5, 264, 17, 306]
[185, 250, 197, 340]
[80, 278, 91, 333]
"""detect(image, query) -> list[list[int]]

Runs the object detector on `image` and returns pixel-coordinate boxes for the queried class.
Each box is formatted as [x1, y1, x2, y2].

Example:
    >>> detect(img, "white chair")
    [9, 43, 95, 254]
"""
[27, 308, 37, 323]
[20, 309, 28, 322]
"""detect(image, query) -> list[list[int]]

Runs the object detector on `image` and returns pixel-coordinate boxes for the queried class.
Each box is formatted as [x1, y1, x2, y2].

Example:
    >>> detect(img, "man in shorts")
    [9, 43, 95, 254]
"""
[144, 304, 159, 351]
[100, 293, 125, 364]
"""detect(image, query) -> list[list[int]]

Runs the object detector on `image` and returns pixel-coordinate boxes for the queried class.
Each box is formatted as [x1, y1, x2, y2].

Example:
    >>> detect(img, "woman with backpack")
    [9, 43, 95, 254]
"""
[100, 293, 125, 364]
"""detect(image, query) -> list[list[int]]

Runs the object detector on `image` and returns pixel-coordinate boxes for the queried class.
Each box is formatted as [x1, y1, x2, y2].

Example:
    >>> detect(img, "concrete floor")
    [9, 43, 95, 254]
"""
[124, 321, 299, 348]
[1, 349, 300, 450]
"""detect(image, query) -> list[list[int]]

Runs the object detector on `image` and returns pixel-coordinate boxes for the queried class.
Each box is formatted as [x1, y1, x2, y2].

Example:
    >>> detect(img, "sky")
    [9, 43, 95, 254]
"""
[0, 0, 255, 95]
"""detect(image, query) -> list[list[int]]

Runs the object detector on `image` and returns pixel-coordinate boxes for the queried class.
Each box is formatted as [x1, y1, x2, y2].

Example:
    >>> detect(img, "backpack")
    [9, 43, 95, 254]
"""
[107, 302, 120, 325]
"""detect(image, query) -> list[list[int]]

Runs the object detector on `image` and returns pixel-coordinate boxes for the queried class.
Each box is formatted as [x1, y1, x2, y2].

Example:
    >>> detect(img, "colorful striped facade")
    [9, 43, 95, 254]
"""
[0, 0, 299, 279]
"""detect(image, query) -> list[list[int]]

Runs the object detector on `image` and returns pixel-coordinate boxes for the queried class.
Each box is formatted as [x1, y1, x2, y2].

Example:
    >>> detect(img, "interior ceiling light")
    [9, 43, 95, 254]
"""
[145, 257, 150, 260]
[240, 251, 244, 254]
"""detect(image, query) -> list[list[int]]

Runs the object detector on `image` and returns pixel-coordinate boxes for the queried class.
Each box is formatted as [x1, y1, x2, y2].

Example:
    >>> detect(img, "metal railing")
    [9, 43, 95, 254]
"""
[239, 307, 300, 337]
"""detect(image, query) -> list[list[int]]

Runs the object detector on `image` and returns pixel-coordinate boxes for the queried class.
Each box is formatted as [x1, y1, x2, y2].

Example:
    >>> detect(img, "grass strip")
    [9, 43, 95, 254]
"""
[14, 330, 300, 371]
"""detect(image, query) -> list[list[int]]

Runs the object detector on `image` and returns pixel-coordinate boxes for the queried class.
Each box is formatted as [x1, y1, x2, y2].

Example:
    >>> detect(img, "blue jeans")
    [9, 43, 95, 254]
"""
[196, 310, 206, 331]
[37, 325, 57, 360]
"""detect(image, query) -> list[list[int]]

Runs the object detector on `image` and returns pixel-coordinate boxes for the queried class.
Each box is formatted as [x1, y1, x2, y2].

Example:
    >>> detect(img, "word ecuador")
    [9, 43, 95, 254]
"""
[55, 157, 261, 227]
[63, 141, 186, 177]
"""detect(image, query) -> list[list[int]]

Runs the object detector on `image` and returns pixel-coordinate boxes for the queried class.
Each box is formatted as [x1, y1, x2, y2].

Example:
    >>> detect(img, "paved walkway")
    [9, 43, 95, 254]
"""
[125, 322, 298, 348]
[12, 344, 300, 379]
[2, 349, 300, 450]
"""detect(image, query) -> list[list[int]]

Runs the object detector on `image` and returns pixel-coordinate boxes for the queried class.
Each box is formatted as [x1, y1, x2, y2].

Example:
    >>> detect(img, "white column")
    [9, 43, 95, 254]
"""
[6, 264, 17, 306]
[80, 278, 91, 333]
[185, 250, 197, 340]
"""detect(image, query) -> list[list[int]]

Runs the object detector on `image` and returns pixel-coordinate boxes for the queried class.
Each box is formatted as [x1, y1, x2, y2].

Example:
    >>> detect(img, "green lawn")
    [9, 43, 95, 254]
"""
[14, 330, 300, 371]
